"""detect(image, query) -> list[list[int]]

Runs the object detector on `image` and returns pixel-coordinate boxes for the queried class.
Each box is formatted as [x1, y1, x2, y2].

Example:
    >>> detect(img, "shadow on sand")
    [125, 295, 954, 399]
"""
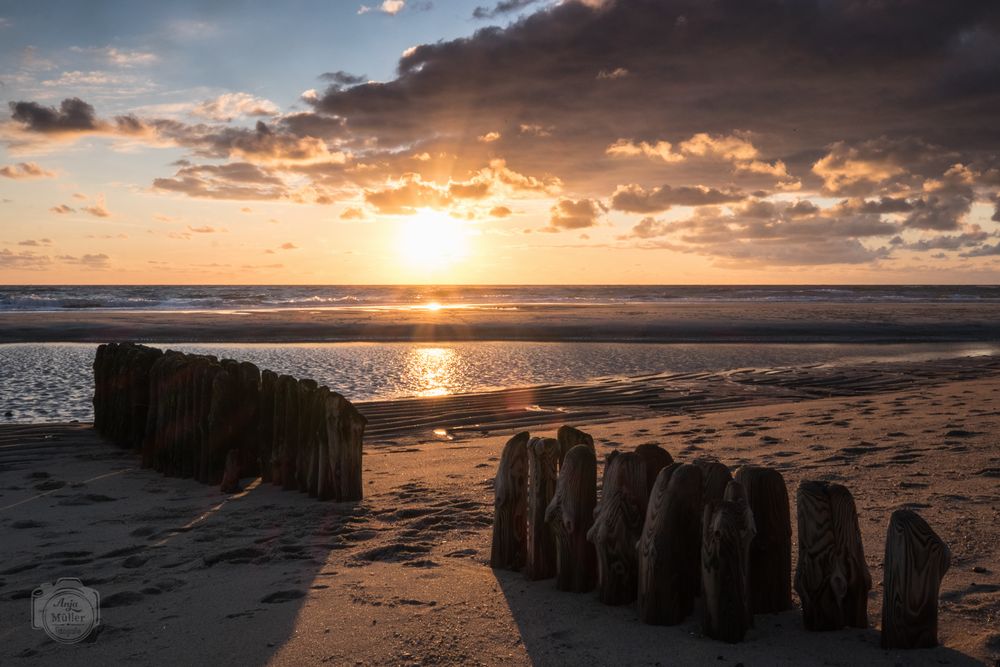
[492, 568, 984, 667]
[0, 424, 368, 666]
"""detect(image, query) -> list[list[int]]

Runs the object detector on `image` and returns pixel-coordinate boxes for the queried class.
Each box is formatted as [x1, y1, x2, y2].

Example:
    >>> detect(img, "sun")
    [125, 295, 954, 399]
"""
[396, 208, 469, 271]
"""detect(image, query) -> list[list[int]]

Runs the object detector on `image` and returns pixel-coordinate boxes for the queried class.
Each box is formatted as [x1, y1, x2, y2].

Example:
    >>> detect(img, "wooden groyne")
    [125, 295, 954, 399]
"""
[493, 425, 951, 649]
[92, 342, 366, 500]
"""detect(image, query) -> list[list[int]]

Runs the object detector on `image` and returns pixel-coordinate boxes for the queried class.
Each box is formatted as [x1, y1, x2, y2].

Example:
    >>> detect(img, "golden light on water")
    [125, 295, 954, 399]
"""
[396, 209, 469, 273]
[409, 346, 456, 397]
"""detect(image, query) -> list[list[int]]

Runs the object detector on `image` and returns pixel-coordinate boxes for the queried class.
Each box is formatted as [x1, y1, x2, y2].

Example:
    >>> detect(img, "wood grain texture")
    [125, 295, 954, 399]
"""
[637, 463, 703, 625]
[702, 480, 755, 643]
[545, 443, 597, 592]
[734, 465, 793, 613]
[587, 450, 650, 605]
[526, 436, 561, 580]
[556, 424, 594, 463]
[634, 443, 674, 496]
[795, 480, 872, 631]
[881, 509, 951, 649]
[490, 431, 530, 570]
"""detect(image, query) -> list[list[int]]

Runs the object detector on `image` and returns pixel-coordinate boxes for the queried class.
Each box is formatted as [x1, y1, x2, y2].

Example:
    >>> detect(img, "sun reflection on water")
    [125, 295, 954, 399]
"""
[409, 346, 457, 397]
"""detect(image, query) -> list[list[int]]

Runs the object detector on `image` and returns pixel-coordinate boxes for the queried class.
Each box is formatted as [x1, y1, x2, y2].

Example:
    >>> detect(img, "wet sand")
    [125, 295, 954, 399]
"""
[2, 301, 1000, 343]
[1, 365, 998, 665]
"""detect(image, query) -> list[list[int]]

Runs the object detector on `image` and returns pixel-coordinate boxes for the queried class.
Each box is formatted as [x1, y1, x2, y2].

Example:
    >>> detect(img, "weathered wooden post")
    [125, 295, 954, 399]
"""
[258, 369, 276, 482]
[235, 361, 261, 477]
[525, 436, 561, 580]
[735, 465, 792, 613]
[795, 480, 871, 631]
[296, 379, 318, 493]
[271, 374, 293, 485]
[702, 480, 755, 643]
[588, 450, 649, 605]
[490, 431, 530, 570]
[206, 364, 238, 485]
[881, 510, 951, 649]
[556, 425, 594, 462]
[281, 375, 301, 490]
[638, 463, 704, 625]
[545, 443, 597, 592]
[220, 448, 241, 493]
[695, 458, 732, 507]
[317, 390, 365, 501]
[634, 443, 673, 494]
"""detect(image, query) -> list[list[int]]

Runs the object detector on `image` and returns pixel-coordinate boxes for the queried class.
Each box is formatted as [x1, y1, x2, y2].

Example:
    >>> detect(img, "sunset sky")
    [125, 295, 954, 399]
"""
[1, 0, 999, 284]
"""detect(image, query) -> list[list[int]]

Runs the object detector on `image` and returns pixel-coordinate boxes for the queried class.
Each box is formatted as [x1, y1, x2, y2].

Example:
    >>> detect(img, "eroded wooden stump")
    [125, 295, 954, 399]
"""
[702, 480, 755, 643]
[637, 462, 703, 625]
[881, 509, 951, 649]
[526, 436, 561, 580]
[545, 444, 597, 592]
[220, 448, 241, 493]
[795, 480, 871, 631]
[695, 458, 732, 507]
[587, 450, 649, 605]
[556, 425, 594, 462]
[490, 431, 530, 570]
[634, 443, 673, 494]
[735, 465, 792, 613]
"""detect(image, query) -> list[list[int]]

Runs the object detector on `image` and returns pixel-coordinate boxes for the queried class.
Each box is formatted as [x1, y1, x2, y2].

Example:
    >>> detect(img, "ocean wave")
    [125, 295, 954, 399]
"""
[1, 285, 999, 312]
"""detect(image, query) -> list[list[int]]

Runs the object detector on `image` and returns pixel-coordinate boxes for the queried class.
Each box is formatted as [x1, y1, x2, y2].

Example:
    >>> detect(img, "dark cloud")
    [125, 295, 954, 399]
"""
[50, 204, 74, 214]
[545, 198, 604, 231]
[153, 163, 292, 201]
[18, 238, 52, 247]
[611, 184, 744, 213]
[320, 70, 366, 86]
[9, 98, 99, 133]
[472, 0, 542, 20]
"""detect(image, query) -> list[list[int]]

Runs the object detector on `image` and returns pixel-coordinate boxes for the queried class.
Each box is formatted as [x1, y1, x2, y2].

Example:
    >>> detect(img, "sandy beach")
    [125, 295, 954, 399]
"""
[1, 359, 998, 666]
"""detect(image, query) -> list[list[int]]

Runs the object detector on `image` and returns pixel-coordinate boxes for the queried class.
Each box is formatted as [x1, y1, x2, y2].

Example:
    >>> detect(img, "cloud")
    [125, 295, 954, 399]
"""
[545, 198, 604, 231]
[610, 183, 744, 213]
[70, 46, 158, 67]
[9, 98, 101, 133]
[596, 67, 628, 80]
[489, 205, 512, 218]
[472, 0, 542, 19]
[50, 204, 74, 214]
[192, 93, 280, 122]
[17, 238, 52, 247]
[82, 195, 111, 218]
[153, 162, 291, 201]
[608, 132, 788, 178]
[340, 207, 367, 220]
[280, 242, 298, 250]
[478, 131, 501, 143]
[57, 253, 111, 269]
[0, 249, 51, 270]
[320, 71, 366, 86]
[0, 162, 55, 179]
[363, 160, 558, 214]
[359, 0, 406, 15]
[187, 225, 219, 233]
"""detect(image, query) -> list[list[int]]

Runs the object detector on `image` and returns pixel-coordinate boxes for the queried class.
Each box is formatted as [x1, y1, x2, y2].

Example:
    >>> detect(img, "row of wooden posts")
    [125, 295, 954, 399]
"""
[93, 342, 367, 501]
[491, 425, 951, 650]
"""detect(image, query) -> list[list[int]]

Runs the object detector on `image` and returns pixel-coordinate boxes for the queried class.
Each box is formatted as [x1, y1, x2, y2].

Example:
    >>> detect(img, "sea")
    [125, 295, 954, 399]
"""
[1, 285, 999, 422]
[2, 284, 1000, 312]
